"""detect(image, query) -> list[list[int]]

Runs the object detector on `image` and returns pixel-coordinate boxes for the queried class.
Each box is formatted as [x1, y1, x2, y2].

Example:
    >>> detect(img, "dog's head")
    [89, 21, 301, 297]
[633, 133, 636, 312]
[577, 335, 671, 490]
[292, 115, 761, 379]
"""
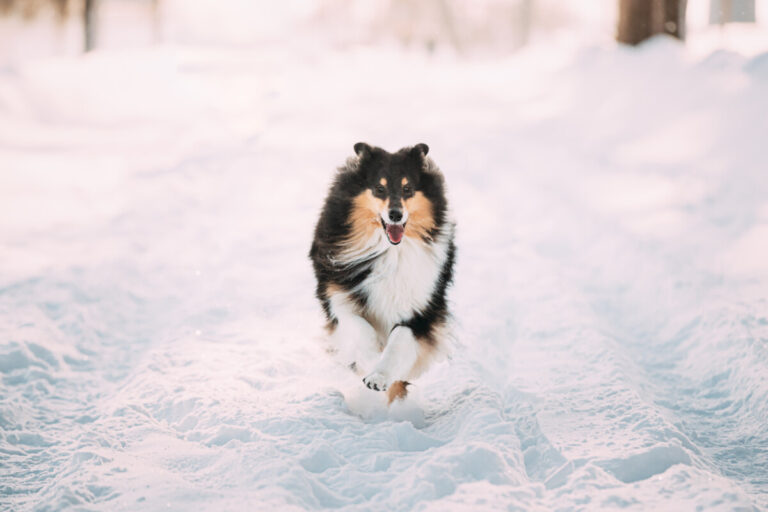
[350, 142, 445, 245]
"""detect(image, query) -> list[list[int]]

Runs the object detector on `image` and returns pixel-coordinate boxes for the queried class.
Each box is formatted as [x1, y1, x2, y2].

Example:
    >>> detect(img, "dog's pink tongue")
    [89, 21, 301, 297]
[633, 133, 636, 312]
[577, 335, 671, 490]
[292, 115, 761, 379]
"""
[386, 224, 404, 244]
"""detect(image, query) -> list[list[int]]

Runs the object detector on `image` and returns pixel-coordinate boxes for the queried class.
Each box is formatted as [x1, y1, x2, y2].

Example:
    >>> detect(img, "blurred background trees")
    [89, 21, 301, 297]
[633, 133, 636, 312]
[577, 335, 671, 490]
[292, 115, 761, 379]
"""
[0, 0, 604, 57]
[0, 0, 162, 54]
[0, 0, 69, 19]
[0, 0, 762, 59]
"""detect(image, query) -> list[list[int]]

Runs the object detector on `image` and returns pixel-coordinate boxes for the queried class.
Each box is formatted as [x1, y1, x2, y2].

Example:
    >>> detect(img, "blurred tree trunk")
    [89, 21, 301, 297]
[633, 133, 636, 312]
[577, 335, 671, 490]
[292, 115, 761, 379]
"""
[84, 0, 96, 52]
[52, 0, 69, 19]
[653, 0, 687, 40]
[617, 0, 652, 45]
[151, 0, 162, 43]
[710, 0, 755, 24]
[617, 0, 688, 45]
[516, 0, 533, 49]
[436, 0, 461, 54]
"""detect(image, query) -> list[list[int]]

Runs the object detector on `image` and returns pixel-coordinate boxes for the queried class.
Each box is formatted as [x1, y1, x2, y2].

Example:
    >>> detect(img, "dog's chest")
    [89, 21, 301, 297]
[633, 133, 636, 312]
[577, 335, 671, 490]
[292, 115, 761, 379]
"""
[360, 239, 442, 332]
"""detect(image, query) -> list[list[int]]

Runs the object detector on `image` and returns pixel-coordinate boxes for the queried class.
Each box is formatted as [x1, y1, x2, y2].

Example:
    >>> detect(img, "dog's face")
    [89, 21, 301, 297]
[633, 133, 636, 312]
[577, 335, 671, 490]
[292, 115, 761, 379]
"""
[352, 142, 439, 245]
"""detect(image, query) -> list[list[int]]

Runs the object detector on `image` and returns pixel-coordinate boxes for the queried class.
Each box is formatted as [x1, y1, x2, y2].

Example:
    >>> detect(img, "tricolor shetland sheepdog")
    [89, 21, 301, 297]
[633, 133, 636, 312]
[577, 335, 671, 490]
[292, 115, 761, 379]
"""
[310, 142, 456, 404]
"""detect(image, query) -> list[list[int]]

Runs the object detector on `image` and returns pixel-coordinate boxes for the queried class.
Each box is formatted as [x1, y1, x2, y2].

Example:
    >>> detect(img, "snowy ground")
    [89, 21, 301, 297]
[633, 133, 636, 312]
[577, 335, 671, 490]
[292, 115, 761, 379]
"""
[1, 32, 768, 511]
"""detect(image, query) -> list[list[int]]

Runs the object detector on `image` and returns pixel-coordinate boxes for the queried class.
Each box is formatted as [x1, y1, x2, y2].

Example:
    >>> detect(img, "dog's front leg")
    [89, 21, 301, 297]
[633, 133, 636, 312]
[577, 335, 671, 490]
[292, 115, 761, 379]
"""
[363, 325, 419, 391]
[328, 295, 380, 375]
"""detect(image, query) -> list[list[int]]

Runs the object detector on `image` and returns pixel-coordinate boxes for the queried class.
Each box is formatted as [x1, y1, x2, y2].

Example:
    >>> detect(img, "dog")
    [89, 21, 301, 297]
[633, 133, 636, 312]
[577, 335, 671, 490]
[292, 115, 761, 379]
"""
[309, 142, 456, 404]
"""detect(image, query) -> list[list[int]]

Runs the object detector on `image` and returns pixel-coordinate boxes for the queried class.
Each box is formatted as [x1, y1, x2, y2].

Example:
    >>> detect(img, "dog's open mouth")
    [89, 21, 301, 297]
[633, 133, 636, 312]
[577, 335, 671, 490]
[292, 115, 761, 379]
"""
[382, 220, 405, 245]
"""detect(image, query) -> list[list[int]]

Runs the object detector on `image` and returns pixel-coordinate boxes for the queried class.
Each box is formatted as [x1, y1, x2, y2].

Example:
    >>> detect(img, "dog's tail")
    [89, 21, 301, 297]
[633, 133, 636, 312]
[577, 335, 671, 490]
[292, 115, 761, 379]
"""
[387, 381, 409, 405]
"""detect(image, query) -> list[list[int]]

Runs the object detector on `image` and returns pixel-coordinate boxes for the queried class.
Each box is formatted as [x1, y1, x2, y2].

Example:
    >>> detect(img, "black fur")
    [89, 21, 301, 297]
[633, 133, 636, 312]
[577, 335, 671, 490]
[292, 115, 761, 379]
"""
[309, 143, 455, 342]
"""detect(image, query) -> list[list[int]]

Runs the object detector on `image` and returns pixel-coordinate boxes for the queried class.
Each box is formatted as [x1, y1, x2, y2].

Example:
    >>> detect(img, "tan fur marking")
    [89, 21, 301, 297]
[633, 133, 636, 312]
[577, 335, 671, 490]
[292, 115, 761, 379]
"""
[325, 283, 361, 314]
[379, 178, 387, 186]
[323, 283, 342, 334]
[324, 284, 362, 334]
[387, 381, 409, 404]
[401, 177, 408, 186]
[403, 191, 435, 240]
[345, 190, 385, 251]
[406, 334, 440, 380]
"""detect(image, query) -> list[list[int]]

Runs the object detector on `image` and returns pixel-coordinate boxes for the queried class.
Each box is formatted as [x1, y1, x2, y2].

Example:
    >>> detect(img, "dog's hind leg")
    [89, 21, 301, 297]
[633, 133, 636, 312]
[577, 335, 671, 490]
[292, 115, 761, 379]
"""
[363, 325, 427, 393]
[387, 381, 409, 404]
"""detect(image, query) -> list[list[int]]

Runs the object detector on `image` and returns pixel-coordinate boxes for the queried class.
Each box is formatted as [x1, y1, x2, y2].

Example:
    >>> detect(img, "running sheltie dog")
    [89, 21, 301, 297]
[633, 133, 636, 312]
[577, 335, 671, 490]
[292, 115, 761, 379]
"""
[310, 143, 456, 404]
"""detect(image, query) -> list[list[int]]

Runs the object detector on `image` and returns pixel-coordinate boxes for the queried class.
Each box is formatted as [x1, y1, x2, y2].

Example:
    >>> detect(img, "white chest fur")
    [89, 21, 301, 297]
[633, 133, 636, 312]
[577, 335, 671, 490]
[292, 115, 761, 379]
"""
[359, 233, 450, 336]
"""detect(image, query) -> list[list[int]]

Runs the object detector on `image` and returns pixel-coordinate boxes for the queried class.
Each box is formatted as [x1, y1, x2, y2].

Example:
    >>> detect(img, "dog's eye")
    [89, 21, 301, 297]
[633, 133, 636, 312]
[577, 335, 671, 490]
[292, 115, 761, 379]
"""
[403, 185, 413, 196]
[374, 185, 386, 197]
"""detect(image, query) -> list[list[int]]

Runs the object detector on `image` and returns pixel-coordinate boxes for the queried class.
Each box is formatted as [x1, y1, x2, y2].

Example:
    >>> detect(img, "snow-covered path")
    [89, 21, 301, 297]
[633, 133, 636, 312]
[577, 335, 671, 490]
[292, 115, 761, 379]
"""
[1, 40, 767, 511]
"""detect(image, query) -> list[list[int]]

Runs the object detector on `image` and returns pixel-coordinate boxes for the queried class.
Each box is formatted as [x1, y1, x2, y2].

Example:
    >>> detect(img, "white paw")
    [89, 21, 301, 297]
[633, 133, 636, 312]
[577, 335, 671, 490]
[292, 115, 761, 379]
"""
[363, 371, 388, 392]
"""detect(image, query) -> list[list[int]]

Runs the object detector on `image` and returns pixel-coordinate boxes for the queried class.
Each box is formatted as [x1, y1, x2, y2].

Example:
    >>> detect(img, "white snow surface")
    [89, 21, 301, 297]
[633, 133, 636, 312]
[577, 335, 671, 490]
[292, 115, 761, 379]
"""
[1, 36, 768, 511]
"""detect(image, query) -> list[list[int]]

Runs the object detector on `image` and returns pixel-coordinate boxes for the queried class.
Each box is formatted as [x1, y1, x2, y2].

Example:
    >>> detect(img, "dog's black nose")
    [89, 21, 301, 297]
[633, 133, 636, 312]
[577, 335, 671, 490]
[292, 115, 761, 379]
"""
[389, 209, 403, 223]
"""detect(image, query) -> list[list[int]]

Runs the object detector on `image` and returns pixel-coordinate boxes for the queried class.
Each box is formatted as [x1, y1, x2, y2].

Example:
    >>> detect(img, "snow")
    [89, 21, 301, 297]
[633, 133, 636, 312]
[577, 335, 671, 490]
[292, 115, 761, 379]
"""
[2, 20, 768, 512]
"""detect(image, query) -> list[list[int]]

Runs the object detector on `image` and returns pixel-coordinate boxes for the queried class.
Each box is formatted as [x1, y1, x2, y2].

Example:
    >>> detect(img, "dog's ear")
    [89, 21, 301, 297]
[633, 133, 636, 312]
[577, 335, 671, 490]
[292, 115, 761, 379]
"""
[354, 142, 372, 158]
[411, 143, 429, 157]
